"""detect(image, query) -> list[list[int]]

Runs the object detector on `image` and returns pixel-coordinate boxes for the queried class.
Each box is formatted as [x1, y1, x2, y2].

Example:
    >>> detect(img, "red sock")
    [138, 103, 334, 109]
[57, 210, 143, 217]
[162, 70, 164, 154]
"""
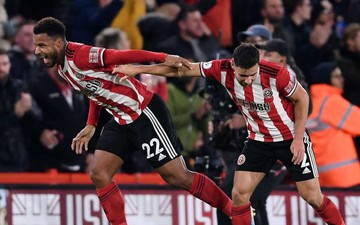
[188, 172, 232, 217]
[231, 202, 252, 225]
[315, 195, 345, 225]
[96, 181, 127, 225]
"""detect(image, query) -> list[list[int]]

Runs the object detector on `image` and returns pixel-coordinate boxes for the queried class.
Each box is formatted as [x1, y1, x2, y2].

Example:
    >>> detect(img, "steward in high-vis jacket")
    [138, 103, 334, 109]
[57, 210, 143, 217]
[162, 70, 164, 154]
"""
[307, 62, 360, 188]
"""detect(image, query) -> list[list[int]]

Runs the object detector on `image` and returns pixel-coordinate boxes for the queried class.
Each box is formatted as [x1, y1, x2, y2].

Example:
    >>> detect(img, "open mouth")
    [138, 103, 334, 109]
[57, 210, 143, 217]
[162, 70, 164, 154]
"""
[38, 54, 51, 65]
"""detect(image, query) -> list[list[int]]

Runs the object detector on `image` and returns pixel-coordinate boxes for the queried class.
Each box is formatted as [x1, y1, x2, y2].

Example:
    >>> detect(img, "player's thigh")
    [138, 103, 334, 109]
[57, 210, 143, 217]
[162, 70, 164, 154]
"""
[130, 94, 183, 169]
[295, 178, 323, 206]
[94, 119, 130, 175]
[276, 133, 318, 182]
[155, 156, 193, 188]
[233, 170, 266, 195]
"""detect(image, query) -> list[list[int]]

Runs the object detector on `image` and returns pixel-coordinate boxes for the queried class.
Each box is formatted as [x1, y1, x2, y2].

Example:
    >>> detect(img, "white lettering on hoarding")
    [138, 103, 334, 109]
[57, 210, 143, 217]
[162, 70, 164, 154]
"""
[125, 194, 172, 225]
[66, 194, 109, 225]
[12, 194, 60, 225]
[177, 195, 217, 225]
[344, 196, 360, 225]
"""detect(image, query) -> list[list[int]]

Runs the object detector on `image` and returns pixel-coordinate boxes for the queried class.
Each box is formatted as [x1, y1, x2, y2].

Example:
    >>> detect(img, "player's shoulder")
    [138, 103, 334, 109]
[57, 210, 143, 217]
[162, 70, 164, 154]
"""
[259, 59, 286, 77]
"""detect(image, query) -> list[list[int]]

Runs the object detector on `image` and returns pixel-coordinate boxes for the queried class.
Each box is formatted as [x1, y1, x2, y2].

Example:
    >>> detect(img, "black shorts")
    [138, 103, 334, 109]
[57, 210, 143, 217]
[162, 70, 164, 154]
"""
[235, 132, 318, 182]
[96, 94, 183, 168]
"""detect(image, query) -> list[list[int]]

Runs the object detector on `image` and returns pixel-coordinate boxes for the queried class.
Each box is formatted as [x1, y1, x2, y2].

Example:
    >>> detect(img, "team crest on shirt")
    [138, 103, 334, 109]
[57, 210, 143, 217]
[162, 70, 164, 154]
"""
[75, 72, 85, 80]
[237, 154, 246, 165]
[82, 79, 102, 96]
[263, 88, 273, 99]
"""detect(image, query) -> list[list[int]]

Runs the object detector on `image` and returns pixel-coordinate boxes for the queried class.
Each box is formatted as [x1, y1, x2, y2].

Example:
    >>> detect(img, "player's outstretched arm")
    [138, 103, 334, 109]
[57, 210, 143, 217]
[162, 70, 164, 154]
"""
[112, 63, 202, 81]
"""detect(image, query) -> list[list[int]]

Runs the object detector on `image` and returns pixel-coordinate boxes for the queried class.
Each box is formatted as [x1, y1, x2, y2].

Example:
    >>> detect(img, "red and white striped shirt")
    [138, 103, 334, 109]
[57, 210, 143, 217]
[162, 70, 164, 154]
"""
[57, 42, 167, 125]
[200, 59, 297, 142]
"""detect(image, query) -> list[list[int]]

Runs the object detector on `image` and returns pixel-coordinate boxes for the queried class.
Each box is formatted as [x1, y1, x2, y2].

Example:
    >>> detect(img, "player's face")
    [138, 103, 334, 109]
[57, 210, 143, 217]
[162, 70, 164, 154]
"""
[233, 63, 259, 87]
[34, 33, 61, 68]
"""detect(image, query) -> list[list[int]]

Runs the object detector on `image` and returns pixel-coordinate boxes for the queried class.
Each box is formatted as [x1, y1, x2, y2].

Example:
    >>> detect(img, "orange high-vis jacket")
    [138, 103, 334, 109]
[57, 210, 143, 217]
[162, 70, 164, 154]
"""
[307, 84, 360, 188]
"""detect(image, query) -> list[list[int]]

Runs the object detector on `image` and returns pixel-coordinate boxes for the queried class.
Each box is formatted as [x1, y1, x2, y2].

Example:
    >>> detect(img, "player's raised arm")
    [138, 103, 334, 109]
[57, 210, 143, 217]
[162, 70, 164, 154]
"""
[112, 62, 202, 80]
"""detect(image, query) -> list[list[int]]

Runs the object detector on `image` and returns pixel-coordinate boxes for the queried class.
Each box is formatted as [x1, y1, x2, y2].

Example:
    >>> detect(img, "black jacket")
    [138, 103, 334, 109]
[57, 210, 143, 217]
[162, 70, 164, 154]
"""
[0, 78, 29, 169]
[28, 74, 89, 172]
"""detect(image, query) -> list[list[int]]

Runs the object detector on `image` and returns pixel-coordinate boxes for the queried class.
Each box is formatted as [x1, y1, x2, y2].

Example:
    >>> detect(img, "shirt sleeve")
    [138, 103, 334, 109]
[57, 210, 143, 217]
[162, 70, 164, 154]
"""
[103, 49, 167, 66]
[276, 67, 298, 98]
[86, 100, 102, 126]
[74, 45, 167, 69]
[199, 59, 222, 81]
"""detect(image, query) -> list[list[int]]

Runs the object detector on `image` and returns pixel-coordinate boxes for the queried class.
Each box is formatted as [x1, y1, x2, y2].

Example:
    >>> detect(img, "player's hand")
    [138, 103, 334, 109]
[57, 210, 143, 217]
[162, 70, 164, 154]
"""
[71, 125, 96, 154]
[290, 138, 305, 165]
[112, 65, 138, 82]
[164, 55, 192, 69]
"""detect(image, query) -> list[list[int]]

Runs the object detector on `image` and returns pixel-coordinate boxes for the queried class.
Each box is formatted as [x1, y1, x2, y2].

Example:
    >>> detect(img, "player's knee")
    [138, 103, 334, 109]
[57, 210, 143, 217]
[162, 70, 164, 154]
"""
[90, 168, 112, 186]
[231, 187, 250, 205]
[161, 171, 192, 190]
[300, 192, 322, 208]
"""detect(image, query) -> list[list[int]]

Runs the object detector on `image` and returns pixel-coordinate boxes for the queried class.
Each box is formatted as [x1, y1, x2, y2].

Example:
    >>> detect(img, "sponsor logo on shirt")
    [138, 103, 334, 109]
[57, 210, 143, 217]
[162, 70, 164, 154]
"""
[89, 47, 100, 63]
[82, 79, 102, 96]
[237, 99, 270, 112]
[202, 61, 212, 69]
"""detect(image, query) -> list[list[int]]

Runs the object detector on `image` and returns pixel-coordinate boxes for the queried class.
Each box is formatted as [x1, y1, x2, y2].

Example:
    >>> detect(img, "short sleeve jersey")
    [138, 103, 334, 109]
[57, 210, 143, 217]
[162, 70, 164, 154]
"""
[57, 42, 154, 125]
[200, 59, 298, 142]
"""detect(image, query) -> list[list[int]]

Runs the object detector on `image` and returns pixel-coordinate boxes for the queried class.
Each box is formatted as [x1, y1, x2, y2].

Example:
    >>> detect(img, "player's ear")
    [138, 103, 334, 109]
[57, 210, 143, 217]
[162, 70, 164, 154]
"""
[230, 59, 235, 69]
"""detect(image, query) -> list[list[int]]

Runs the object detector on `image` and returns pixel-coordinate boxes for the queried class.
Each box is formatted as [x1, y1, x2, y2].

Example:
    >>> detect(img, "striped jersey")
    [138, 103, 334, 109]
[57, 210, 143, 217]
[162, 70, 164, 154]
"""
[200, 59, 298, 142]
[57, 42, 167, 125]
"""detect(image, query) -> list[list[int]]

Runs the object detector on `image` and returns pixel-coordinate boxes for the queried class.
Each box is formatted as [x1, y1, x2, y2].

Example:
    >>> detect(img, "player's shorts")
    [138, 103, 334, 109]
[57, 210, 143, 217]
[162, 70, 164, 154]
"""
[235, 132, 318, 182]
[96, 94, 183, 168]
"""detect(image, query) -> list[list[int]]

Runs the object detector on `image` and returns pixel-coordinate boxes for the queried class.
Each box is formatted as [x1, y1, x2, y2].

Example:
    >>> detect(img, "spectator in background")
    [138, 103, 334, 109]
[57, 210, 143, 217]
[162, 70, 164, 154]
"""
[166, 76, 210, 169]
[260, 0, 295, 53]
[0, 48, 31, 171]
[138, 2, 181, 51]
[0, 0, 10, 51]
[66, 0, 124, 45]
[237, 24, 273, 58]
[307, 62, 360, 188]
[27, 66, 92, 173]
[156, 3, 229, 62]
[8, 20, 48, 83]
[283, 0, 313, 54]
[295, 0, 339, 85]
[336, 23, 360, 157]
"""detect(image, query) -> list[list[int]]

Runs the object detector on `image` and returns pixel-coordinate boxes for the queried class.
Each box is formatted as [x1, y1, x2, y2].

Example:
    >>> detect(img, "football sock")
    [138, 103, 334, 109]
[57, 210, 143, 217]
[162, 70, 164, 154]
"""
[96, 181, 127, 225]
[231, 202, 252, 225]
[189, 172, 232, 217]
[315, 195, 345, 225]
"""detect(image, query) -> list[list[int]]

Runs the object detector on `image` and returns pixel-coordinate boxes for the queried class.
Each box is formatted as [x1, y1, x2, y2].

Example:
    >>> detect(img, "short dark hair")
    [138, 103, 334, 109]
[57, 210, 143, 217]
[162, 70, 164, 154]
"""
[33, 17, 66, 40]
[0, 48, 8, 56]
[233, 43, 259, 69]
[176, 3, 199, 23]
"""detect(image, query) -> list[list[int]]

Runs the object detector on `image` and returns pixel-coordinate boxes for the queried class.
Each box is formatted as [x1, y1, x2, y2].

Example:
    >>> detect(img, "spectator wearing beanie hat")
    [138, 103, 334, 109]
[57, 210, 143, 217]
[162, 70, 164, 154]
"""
[307, 62, 360, 188]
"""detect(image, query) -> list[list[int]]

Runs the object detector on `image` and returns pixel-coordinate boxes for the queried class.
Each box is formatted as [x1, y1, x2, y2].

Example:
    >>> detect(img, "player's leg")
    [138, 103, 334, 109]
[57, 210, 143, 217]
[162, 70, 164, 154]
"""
[280, 132, 345, 225]
[155, 156, 232, 216]
[296, 179, 345, 225]
[231, 170, 265, 225]
[231, 139, 276, 225]
[135, 94, 232, 217]
[90, 119, 129, 225]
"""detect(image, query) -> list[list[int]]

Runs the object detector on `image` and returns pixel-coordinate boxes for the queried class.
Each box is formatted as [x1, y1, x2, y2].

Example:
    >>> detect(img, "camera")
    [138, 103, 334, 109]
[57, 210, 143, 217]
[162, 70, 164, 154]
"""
[194, 79, 239, 184]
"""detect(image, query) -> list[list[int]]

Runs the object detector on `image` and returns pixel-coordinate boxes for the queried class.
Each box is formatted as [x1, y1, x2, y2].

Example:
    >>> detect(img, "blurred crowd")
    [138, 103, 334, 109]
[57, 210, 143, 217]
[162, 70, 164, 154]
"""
[1, 0, 360, 189]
